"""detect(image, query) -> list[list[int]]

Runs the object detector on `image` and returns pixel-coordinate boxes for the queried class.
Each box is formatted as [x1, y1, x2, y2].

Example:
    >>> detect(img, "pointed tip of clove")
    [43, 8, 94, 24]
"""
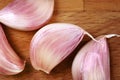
[38, 68, 51, 74]
[105, 34, 120, 38]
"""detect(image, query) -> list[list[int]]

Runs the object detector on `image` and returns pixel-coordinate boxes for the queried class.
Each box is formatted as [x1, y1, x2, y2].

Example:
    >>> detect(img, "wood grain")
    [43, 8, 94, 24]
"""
[55, 0, 83, 11]
[85, 0, 120, 11]
[0, 0, 120, 80]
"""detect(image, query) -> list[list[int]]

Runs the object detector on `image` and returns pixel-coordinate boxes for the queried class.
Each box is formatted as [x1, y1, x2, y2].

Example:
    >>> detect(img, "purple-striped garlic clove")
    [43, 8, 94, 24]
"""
[30, 23, 95, 74]
[72, 34, 120, 80]
[0, 24, 25, 75]
[0, 0, 54, 31]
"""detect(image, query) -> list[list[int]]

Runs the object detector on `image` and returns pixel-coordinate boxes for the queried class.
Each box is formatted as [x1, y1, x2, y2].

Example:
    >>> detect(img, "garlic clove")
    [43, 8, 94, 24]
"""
[0, 24, 25, 75]
[72, 34, 120, 80]
[0, 0, 54, 31]
[30, 23, 90, 74]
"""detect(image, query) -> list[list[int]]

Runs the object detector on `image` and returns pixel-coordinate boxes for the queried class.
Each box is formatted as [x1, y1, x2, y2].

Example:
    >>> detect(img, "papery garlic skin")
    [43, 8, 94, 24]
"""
[0, 24, 25, 75]
[72, 36, 110, 80]
[0, 0, 54, 31]
[30, 23, 86, 74]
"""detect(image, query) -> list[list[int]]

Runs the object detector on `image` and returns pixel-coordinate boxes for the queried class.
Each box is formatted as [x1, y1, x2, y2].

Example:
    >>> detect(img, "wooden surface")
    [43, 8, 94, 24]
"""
[0, 0, 120, 80]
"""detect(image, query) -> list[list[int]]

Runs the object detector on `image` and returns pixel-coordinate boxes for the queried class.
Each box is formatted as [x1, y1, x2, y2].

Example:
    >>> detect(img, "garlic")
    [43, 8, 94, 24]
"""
[30, 23, 95, 74]
[0, 0, 54, 31]
[72, 34, 119, 80]
[0, 24, 25, 75]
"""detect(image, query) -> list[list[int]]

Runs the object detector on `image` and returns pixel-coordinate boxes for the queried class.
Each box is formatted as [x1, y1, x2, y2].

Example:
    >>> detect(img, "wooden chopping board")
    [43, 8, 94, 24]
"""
[0, 0, 120, 80]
